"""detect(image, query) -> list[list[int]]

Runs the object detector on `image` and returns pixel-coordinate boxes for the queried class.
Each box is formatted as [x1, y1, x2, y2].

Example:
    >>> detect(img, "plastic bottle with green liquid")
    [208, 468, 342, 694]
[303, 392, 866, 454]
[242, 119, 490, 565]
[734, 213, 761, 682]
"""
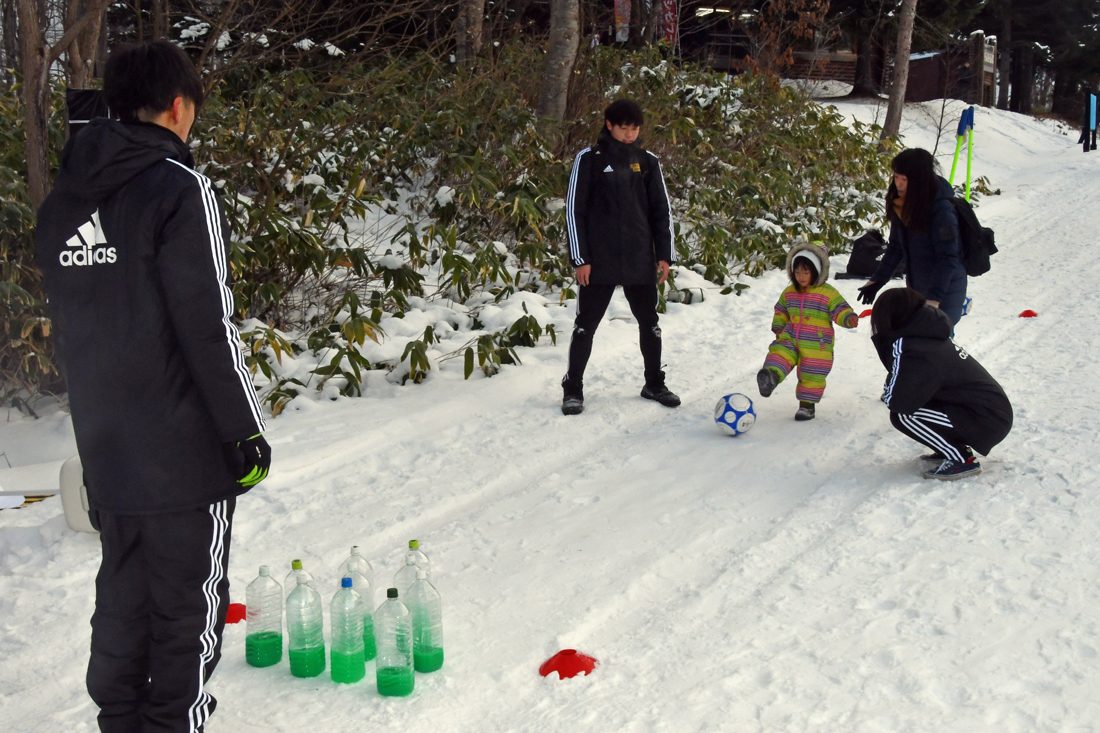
[338, 546, 376, 660]
[374, 587, 414, 696]
[329, 577, 365, 683]
[393, 539, 430, 595]
[286, 574, 325, 678]
[407, 568, 444, 673]
[244, 565, 282, 667]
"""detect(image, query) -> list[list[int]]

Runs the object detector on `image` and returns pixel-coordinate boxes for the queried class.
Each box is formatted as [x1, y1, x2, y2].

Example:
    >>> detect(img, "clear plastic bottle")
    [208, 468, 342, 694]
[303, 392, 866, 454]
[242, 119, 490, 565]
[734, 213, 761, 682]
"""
[329, 577, 365, 683]
[337, 546, 376, 660]
[393, 539, 430, 595]
[286, 575, 325, 678]
[284, 558, 314, 597]
[407, 568, 444, 673]
[244, 565, 283, 667]
[374, 587, 414, 696]
[339, 546, 375, 605]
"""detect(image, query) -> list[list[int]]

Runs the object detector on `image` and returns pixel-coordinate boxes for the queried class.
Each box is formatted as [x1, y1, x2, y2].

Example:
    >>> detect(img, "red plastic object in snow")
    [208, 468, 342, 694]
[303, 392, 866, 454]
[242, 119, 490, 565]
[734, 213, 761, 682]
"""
[539, 649, 598, 679]
[858, 308, 873, 319]
[1019, 309, 1038, 318]
[225, 602, 246, 624]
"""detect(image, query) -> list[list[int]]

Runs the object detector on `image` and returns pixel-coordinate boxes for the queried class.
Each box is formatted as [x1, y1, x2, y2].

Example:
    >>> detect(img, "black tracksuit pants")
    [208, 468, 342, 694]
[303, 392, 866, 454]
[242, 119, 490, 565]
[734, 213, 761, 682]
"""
[566, 283, 662, 386]
[88, 499, 235, 733]
[890, 407, 972, 462]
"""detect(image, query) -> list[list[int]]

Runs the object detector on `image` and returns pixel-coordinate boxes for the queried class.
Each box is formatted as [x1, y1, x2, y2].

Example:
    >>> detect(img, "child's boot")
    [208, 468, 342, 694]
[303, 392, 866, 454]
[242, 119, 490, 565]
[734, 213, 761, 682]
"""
[757, 368, 780, 398]
[794, 401, 815, 421]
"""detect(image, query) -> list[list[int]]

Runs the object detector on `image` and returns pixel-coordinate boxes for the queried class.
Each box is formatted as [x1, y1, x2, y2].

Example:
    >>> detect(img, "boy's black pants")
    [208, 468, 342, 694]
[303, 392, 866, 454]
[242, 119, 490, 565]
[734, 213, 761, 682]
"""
[566, 283, 663, 386]
[88, 498, 235, 733]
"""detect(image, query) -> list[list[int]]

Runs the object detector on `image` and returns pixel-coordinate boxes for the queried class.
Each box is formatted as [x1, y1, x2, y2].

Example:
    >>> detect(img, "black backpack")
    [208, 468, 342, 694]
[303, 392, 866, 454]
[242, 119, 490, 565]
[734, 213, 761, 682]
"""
[950, 197, 997, 276]
[838, 229, 905, 279]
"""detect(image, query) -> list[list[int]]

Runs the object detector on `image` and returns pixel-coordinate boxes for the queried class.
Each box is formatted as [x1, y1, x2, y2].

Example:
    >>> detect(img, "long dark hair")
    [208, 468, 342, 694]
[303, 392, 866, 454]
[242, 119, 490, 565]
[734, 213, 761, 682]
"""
[886, 148, 938, 232]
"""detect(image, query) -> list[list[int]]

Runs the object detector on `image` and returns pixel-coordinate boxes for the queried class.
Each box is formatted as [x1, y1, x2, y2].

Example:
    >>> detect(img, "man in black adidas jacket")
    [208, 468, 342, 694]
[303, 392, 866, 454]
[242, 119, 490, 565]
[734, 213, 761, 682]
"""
[35, 41, 270, 732]
[871, 287, 1012, 481]
[561, 99, 679, 415]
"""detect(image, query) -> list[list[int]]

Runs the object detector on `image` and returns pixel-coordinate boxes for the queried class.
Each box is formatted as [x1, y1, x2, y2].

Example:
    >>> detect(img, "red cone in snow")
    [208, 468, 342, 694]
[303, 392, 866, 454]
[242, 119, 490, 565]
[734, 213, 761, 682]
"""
[225, 602, 246, 624]
[539, 649, 598, 679]
[858, 308, 873, 319]
[1019, 309, 1038, 318]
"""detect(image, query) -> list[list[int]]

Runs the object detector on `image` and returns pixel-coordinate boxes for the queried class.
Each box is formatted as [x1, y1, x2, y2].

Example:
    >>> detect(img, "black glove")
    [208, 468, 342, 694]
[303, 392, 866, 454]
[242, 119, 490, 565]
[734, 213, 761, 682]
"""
[225, 434, 271, 488]
[857, 281, 883, 305]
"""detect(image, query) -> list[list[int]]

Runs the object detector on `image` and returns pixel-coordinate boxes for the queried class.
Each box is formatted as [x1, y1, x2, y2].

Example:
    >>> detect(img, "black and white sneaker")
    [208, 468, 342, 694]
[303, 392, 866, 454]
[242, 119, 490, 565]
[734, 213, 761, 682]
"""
[922, 457, 982, 481]
[794, 403, 815, 421]
[757, 368, 780, 398]
[561, 376, 584, 415]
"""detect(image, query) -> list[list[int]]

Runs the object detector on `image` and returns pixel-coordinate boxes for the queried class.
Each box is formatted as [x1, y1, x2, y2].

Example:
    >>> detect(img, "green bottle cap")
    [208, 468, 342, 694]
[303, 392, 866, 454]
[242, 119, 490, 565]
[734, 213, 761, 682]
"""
[291, 559, 303, 571]
[409, 539, 420, 550]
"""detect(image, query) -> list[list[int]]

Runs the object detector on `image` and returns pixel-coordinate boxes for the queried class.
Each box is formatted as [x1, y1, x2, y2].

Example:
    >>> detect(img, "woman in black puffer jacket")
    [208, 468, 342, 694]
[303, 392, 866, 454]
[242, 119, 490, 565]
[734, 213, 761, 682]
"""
[859, 148, 968, 325]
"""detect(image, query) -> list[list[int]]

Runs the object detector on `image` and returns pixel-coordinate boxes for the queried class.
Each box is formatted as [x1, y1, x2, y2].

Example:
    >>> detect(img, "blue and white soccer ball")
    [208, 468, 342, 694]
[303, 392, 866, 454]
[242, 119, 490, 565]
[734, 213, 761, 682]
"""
[714, 393, 756, 436]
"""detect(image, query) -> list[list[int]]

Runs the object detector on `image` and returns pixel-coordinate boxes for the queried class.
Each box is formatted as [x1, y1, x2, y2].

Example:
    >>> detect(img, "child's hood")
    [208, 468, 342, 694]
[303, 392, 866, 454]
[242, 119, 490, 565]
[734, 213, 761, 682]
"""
[785, 241, 830, 286]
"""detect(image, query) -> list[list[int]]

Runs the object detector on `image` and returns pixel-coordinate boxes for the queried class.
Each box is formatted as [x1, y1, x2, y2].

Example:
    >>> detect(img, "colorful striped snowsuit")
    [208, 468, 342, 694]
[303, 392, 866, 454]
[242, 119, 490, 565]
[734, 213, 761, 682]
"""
[764, 283, 859, 403]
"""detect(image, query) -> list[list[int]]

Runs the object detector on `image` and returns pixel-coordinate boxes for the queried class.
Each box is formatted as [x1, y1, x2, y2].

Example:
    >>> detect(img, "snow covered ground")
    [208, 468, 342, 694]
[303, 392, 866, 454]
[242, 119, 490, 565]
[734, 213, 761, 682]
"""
[3, 98, 1099, 733]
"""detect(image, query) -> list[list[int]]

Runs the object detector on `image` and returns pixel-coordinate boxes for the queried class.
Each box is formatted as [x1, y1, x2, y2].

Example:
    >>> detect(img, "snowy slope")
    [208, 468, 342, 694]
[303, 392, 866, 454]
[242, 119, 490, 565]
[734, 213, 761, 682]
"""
[3, 99, 1099, 733]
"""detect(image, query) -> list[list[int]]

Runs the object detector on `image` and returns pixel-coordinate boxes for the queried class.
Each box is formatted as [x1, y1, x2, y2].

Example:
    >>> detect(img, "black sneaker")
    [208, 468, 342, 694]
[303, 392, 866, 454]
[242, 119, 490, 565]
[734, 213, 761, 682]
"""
[561, 376, 584, 415]
[757, 368, 780, 398]
[641, 383, 681, 408]
[794, 403, 815, 421]
[922, 457, 982, 481]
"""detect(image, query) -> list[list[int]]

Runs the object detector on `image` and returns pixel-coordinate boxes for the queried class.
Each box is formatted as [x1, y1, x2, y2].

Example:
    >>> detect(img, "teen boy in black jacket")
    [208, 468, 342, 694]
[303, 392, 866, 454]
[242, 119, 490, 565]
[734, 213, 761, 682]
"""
[561, 99, 679, 414]
[871, 288, 1012, 480]
[35, 41, 269, 732]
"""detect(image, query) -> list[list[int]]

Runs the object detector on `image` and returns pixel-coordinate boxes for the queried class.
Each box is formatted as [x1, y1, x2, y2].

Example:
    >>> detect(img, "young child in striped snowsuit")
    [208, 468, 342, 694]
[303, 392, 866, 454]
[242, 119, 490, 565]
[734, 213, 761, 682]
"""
[756, 242, 859, 421]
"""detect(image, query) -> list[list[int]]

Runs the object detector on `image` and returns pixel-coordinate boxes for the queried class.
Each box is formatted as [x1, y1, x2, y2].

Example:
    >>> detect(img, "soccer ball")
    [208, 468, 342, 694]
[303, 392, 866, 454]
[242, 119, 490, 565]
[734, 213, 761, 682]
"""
[714, 393, 756, 436]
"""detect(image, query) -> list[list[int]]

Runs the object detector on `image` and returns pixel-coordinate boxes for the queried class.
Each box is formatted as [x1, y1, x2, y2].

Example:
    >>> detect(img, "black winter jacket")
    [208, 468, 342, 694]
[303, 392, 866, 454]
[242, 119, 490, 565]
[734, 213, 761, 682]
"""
[873, 176, 967, 314]
[872, 305, 1012, 455]
[35, 119, 266, 514]
[565, 130, 674, 285]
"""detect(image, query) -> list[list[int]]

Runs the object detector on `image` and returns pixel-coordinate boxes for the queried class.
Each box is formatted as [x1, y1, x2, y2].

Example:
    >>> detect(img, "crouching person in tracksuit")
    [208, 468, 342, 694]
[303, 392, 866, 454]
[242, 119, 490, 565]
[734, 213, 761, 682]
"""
[870, 288, 1012, 480]
[35, 42, 270, 732]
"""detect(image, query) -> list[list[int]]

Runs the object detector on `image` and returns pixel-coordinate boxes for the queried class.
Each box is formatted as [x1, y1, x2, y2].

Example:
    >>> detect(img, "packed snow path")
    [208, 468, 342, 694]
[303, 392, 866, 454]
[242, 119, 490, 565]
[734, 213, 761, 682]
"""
[2, 100, 1098, 732]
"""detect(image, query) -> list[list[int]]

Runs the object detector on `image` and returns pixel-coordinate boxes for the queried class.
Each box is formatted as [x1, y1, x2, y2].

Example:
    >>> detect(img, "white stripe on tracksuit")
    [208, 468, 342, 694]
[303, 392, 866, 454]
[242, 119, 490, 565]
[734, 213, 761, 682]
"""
[188, 500, 229, 732]
[647, 151, 675, 259]
[165, 159, 266, 432]
[897, 409, 965, 462]
[883, 338, 904, 405]
[565, 148, 590, 266]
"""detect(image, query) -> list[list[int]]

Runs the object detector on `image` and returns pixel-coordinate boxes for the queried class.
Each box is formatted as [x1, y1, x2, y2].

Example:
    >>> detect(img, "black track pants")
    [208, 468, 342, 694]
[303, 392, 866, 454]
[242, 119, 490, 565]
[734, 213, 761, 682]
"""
[890, 408, 971, 462]
[566, 283, 662, 385]
[88, 499, 235, 733]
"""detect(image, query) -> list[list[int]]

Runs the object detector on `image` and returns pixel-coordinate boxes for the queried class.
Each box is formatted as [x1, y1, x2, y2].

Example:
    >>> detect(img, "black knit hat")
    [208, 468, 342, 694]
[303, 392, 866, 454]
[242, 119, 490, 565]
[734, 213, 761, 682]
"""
[871, 287, 927, 335]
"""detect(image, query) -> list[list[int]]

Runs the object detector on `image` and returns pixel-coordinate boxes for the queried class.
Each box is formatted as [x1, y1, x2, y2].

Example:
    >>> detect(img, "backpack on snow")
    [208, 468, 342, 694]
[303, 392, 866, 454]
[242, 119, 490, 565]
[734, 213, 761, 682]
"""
[837, 229, 905, 279]
[950, 197, 997, 276]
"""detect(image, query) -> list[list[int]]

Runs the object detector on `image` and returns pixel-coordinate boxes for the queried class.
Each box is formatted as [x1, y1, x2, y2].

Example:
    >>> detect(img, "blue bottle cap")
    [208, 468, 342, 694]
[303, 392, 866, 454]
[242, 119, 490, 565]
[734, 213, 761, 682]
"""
[341, 576, 353, 588]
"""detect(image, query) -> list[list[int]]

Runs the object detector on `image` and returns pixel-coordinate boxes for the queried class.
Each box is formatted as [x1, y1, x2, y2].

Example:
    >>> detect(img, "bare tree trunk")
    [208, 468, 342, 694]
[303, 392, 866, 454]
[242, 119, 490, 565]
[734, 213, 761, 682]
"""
[2, 0, 18, 79]
[455, 0, 485, 68]
[152, 0, 168, 39]
[996, 5, 1011, 110]
[18, 0, 112, 208]
[537, 0, 579, 121]
[18, 0, 48, 207]
[66, 0, 107, 88]
[880, 0, 917, 142]
[1011, 42, 1034, 114]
